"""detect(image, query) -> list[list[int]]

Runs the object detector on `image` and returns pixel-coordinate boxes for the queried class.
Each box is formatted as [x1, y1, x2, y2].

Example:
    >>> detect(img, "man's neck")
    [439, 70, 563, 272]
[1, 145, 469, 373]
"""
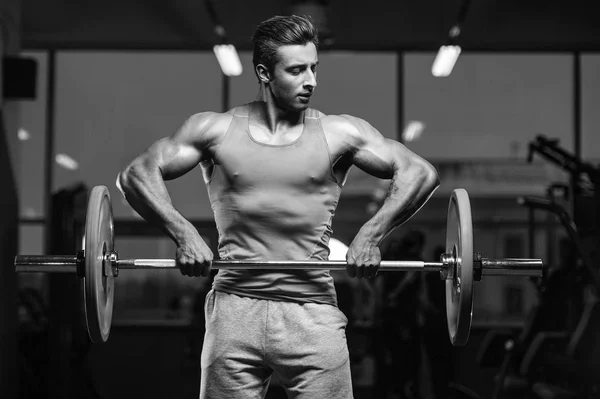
[254, 93, 304, 134]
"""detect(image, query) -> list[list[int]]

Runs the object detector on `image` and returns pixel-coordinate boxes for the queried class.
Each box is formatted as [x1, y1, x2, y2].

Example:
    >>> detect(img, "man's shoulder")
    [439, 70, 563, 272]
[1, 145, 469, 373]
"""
[318, 113, 363, 138]
[185, 110, 236, 143]
[188, 110, 233, 129]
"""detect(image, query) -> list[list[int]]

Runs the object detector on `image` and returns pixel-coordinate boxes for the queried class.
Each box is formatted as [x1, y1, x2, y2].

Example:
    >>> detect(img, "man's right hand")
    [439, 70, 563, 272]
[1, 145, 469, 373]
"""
[176, 235, 213, 277]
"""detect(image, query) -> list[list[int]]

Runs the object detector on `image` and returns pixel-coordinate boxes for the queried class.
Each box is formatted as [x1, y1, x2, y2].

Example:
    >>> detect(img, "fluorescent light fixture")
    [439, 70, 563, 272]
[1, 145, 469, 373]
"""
[55, 153, 79, 170]
[18, 128, 31, 141]
[431, 45, 462, 77]
[213, 44, 243, 77]
[402, 121, 425, 142]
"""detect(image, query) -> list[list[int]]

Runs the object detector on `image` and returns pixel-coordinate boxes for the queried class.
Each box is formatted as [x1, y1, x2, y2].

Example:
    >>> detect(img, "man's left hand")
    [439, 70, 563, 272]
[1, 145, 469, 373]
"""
[346, 236, 380, 279]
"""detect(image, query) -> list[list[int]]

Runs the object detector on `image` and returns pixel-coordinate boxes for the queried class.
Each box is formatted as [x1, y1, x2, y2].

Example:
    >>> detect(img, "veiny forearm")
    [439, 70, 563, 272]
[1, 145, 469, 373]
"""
[119, 162, 195, 246]
[360, 165, 439, 245]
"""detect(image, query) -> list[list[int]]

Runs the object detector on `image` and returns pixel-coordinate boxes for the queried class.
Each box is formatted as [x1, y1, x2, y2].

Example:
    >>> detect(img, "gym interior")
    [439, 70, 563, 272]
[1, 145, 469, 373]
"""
[1, 0, 599, 398]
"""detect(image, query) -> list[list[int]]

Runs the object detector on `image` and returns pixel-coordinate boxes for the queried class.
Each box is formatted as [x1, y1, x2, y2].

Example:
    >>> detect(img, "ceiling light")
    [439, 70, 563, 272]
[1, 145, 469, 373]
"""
[18, 128, 31, 141]
[213, 44, 242, 77]
[431, 45, 462, 77]
[55, 153, 79, 170]
[402, 121, 425, 142]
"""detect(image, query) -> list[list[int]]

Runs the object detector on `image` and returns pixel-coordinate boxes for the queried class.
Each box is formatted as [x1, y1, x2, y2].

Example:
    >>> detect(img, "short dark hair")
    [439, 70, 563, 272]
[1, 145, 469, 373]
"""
[252, 15, 319, 78]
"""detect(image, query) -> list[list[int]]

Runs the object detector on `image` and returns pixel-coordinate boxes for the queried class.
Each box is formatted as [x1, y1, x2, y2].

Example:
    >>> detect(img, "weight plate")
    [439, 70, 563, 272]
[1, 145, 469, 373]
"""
[445, 188, 474, 346]
[84, 185, 115, 343]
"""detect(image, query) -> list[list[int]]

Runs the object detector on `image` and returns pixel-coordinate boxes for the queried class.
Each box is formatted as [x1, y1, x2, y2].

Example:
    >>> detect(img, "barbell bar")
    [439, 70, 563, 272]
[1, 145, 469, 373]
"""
[14, 186, 544, 346]
[14, 256, 542, 275]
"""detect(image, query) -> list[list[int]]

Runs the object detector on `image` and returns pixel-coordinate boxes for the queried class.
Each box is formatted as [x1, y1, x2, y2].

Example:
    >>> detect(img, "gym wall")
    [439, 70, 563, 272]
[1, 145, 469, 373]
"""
[17, 51, 600, 223]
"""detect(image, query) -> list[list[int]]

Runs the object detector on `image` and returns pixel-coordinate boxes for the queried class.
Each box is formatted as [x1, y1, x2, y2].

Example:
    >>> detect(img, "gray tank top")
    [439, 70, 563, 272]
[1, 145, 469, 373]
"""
[206, 102, 342, 305]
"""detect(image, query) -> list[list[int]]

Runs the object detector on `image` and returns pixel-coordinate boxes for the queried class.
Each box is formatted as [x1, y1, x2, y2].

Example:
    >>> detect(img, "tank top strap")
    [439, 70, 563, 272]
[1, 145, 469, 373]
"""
[217, 104, 253, 157]
[304, 107, 320, 120]
[303, 107, 326, 142]
[302, 108, 321, 140]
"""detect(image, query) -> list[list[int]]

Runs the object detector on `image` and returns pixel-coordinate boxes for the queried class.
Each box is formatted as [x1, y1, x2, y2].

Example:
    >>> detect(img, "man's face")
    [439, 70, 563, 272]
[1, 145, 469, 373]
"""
[269, 42, 318, 111]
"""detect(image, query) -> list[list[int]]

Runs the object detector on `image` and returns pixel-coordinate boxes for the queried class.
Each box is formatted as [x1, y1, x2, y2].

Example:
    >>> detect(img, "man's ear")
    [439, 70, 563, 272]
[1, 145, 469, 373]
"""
[256, 64, 271, 84]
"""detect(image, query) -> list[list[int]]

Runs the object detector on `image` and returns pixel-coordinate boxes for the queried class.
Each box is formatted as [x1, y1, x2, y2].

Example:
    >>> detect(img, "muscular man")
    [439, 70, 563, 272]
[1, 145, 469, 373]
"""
[118, 15, 439, 399]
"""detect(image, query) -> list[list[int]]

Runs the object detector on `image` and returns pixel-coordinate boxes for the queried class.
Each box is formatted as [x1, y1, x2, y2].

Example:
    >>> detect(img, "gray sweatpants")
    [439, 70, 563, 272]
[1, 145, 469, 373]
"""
[200, 289, 353, 399]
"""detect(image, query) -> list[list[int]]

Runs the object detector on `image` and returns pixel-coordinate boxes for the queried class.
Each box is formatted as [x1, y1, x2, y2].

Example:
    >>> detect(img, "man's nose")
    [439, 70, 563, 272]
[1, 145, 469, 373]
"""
[304, 70, 317, 89]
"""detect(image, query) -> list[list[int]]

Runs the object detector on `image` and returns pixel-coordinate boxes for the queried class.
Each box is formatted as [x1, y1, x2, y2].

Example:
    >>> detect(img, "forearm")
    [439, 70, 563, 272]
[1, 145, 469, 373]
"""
[359, 166, 439, 245]
[118, 163, 195, 246]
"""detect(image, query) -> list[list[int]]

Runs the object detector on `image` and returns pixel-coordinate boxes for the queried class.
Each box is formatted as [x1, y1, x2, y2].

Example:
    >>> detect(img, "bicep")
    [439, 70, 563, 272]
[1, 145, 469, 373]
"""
[352, 136, 403, 179]
[347, 117, 435, 181]
[147, 137, 202, 180]
[353, 120, 419, 179]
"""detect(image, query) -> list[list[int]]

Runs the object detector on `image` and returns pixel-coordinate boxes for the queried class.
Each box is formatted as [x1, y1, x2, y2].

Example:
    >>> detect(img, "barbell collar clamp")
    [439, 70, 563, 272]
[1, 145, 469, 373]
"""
[76, 250, 85, 278]
[440, 252, 456, 280]
[105, 252, 119, 278]
[474, 252, 482, 281]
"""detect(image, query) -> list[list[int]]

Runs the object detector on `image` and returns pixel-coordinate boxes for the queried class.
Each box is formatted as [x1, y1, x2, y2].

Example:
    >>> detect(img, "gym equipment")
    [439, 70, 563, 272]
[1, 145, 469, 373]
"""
[15, 185, 544, 345]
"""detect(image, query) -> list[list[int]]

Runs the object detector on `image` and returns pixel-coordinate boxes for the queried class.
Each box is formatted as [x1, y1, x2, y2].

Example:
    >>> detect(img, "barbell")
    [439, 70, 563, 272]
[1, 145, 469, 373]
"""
[14, 185, 544, 346]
